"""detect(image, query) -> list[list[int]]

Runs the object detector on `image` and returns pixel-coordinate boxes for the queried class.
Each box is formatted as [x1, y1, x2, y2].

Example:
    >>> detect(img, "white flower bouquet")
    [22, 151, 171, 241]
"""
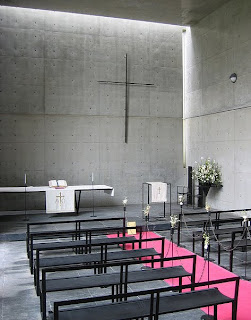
[192, 157, 222, 186]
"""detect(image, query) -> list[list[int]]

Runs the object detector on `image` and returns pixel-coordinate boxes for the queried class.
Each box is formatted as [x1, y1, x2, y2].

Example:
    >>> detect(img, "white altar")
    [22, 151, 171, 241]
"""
[0, 185, 114, 214]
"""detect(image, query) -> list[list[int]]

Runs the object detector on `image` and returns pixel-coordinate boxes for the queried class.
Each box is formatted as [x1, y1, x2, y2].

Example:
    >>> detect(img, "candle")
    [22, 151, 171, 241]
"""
[91, 172, 94, 182]
[24, 173, 27, 185]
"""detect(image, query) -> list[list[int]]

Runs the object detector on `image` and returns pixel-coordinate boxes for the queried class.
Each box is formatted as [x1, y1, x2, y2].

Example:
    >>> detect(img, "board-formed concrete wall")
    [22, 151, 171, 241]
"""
[184, 0, 251, 209]
[0, 6, 183, 210]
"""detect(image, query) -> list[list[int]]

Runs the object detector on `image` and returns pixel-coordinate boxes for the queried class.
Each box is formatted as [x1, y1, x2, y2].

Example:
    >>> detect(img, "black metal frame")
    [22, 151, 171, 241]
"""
[53, 276, 239, 320]
[40, 254, 197, 320]
[142, 182, 171, 220]
[34, 236, 165, 295]
[29, 223, 140, 273]
[26, 217, 126, 259]
[177, 208, 251, 247]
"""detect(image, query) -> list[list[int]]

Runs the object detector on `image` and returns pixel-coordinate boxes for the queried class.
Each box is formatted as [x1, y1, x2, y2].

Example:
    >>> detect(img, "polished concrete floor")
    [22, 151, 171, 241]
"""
[0, 204, 250, 320]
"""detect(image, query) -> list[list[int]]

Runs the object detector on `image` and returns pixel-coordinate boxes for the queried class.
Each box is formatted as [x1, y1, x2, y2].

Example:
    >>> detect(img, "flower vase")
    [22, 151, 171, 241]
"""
[198, 183, 211, 207]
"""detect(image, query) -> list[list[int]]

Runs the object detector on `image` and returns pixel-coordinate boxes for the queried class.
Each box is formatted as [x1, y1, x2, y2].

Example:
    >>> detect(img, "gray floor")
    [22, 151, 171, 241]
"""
[0, 204, 250, 320]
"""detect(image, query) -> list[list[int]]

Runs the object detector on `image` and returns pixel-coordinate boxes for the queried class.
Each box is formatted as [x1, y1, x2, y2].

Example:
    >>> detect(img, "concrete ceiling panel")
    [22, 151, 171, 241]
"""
[0, 0, 232, 26]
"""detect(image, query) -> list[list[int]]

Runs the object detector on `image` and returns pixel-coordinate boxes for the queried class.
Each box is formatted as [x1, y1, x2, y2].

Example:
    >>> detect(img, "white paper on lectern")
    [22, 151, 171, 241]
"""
[46, 189, 75, 213]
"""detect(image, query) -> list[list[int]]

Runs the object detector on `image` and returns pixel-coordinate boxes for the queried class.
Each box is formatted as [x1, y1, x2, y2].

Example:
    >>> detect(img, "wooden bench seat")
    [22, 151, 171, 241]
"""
[51, 277, 239, 320]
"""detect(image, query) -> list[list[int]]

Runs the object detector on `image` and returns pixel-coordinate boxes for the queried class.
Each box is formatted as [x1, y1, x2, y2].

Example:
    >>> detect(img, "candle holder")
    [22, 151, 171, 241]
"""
[122, 197, 128, 221]
[241, 212, 250, 281]
[90, 172, 96, 217]
[201, 203, 214, 320]
[23, 173, 29, 221]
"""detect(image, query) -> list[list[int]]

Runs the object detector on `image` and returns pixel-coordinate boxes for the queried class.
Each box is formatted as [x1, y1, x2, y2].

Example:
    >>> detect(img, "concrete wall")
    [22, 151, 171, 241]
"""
[0, 6, 183, 210]
[184, 0, 251, 209]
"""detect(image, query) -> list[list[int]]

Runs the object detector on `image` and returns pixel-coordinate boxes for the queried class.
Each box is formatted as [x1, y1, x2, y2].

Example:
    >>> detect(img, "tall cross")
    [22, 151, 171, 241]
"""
[98, 54, 154, 143]
[56, 192, 64, 206]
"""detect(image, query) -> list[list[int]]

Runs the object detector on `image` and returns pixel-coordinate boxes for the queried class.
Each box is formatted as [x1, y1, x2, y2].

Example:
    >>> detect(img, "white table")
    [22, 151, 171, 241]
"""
[0, 185, 114, 214]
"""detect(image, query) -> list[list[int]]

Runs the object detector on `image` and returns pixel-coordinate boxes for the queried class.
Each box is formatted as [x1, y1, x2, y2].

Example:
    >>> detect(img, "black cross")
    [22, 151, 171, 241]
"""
[98, 54, 154, 143]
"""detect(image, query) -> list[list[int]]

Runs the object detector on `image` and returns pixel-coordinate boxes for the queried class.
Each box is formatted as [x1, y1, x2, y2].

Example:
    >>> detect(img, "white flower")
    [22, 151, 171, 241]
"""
[203, 232, 210, 250]
[192, 158, 222, 185]
[143, 204, 150, 217]
[205, 202, 211, 212]
[170, 215, 179, 228]
[122, 197, 128, 206]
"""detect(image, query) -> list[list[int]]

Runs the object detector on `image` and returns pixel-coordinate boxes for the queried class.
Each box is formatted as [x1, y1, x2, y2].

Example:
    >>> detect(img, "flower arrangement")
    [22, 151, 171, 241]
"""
[122, 197, 128, 207]
[143, 204, 151, 221]
[170, 214, 179, 228]
[192, 157, 222, 186]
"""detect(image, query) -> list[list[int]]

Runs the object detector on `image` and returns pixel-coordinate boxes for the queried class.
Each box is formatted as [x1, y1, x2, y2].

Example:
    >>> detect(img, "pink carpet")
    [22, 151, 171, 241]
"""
[109, 232, 251, 320]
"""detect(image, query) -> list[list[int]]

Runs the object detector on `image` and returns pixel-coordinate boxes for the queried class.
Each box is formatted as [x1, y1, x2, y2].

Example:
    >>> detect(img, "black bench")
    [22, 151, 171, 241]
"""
[29, 225, 143, 273]
[41, 254, 196, 320]
[193, 225, 248, 257]
[178, 209, 245, 246]
[217, 230, 251, 271]
[26, 217, 126, 257]
[51, 276, 239, 320]
[34, 236, 165, 294]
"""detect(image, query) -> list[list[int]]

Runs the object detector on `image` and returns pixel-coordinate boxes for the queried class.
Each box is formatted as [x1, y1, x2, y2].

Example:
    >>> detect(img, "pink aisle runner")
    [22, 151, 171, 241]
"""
[115, 231, 251, 320]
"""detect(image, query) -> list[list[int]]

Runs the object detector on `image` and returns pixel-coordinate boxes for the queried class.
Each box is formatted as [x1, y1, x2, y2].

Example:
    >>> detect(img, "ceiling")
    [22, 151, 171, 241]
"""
[0, 0, 231, 26]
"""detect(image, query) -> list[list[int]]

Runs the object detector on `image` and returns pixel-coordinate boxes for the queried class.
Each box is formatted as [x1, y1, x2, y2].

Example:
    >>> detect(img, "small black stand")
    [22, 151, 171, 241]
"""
[23, 174, 29, 221]
[91, 174, 96, 217]
[241, 218, 250, 281]
[123, 206, 126, 221]
[201, 210, 214, 320]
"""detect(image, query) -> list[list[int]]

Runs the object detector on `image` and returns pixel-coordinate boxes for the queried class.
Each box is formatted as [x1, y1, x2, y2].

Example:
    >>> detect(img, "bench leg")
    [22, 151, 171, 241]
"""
[230, 249, 233, 272]
[214, 304, 217, 319]
[218, 243, 221, 265]
[232, 301, 237, 320]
